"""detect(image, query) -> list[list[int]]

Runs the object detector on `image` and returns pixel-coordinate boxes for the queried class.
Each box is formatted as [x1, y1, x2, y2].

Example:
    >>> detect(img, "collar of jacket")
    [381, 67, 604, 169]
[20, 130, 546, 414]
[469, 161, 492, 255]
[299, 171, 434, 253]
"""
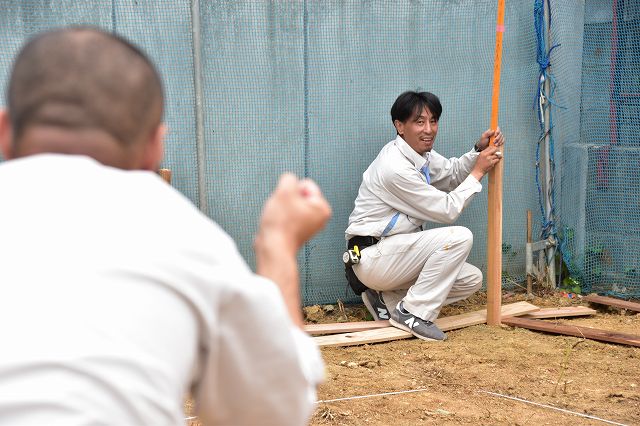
[393, 135, 430, 170]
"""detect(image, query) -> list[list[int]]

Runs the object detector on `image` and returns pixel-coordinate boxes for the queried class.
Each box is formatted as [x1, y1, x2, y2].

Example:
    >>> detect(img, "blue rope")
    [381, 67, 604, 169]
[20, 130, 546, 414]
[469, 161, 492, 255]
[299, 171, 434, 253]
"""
[534, 0, 580, 284]
[534, 0, 556, 239]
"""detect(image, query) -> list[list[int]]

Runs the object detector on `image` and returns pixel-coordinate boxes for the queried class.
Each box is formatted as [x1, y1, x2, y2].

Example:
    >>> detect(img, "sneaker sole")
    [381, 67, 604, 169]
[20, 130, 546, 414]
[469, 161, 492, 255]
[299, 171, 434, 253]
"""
[362, 295, 383, 321]
[389, 318, 440, 342]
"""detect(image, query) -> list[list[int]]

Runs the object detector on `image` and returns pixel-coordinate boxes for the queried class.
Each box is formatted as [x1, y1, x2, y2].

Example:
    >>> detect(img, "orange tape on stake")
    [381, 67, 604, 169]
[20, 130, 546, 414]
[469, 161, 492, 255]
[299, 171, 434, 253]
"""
[487, 0, 505, 326]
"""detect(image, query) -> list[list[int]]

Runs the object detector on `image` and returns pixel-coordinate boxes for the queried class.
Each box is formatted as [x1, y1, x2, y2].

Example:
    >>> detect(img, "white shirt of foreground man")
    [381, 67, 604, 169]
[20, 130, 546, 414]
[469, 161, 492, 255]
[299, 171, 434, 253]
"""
[0, 155, 325, 426]
[0, 27, 330, 426]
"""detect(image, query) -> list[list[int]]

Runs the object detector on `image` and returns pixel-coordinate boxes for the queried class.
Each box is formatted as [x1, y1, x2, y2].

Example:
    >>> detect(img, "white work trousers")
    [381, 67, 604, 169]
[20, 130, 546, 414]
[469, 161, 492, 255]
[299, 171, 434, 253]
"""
[352, 226, 482, 321]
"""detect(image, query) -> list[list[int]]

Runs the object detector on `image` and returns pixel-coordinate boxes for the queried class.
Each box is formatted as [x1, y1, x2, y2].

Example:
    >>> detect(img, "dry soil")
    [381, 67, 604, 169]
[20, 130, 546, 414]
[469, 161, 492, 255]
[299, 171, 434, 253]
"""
[186, 289, 640, 426]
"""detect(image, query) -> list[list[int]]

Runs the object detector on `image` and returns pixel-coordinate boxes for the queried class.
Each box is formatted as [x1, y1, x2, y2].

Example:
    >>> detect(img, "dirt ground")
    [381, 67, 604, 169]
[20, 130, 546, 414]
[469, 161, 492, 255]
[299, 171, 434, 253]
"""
[186, 288, 639, 426]
[308, 289, 640, 426]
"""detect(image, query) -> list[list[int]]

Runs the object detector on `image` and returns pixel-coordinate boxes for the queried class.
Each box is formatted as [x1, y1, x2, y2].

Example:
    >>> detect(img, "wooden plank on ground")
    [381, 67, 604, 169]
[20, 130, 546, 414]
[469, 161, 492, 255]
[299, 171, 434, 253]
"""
[522, 306, 596, 319]
[314, 326, 411, 347]
[304, 303, 577, 337]
[582, 294, 640, 313]
[502, 316, 640, 347]
[304, 320, 390, 336]
[314, 301, 539, 347]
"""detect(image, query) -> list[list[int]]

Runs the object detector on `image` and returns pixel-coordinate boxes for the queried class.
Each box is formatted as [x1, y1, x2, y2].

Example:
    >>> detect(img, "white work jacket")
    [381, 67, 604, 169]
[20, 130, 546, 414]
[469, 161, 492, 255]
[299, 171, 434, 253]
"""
[346, 135, 482, 239]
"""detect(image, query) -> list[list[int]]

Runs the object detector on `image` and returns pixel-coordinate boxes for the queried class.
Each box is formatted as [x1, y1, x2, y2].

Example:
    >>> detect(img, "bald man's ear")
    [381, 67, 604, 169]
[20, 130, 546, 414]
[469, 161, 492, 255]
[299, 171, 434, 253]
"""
[0, 110, 14, 160]
[141, 123, 166, 171]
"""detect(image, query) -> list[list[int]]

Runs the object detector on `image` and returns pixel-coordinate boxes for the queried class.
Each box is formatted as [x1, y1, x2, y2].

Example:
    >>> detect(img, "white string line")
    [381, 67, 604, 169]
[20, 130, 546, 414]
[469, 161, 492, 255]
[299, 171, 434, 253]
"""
[187, 388, 629, 425]
[318, 388, 630, 426]
[183, 389, 431, 420]
[478, 390, 629, 426]
[316, 387, 430, 404]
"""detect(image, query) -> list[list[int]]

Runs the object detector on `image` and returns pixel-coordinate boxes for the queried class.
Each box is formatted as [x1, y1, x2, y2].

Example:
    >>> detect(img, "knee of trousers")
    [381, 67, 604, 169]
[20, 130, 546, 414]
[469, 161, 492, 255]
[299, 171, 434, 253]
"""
[469, 265, 483, 291]
[450, 226, 474, 252]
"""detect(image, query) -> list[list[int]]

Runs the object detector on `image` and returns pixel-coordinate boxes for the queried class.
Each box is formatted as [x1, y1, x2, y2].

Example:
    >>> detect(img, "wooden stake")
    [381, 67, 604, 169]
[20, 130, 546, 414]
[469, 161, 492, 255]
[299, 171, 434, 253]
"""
[159, 168, 172, 184]
[526, 210, 533, 296]
[486, 0, 506, 326]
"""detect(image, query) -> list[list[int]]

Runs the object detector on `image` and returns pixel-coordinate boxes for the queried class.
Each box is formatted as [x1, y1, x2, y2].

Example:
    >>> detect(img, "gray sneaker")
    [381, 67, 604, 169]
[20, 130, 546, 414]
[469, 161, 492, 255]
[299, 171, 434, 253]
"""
[361, 289, 389, 321]
[389, 302, 447, 341]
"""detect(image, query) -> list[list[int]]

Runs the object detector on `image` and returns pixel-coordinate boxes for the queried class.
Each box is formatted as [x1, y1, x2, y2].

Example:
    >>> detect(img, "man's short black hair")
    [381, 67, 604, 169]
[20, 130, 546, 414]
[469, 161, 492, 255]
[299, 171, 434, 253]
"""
[6, 26, 164, 145]
[390, 91, 442, 124]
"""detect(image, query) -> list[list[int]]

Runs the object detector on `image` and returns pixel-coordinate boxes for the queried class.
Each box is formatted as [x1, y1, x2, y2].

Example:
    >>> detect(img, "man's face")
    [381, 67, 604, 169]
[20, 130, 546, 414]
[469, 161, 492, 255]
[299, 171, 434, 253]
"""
[394, 107, 438, 155]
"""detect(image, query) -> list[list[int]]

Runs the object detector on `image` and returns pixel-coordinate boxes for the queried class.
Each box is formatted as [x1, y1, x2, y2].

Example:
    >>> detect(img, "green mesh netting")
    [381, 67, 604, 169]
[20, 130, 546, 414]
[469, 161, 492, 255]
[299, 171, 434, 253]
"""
[1, 1, 638, 304]
[558, 0, 640, 298]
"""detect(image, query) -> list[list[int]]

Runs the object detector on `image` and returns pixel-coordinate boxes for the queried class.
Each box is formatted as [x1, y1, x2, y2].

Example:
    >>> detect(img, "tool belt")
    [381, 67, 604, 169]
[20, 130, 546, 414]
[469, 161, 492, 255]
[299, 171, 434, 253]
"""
[344, 236, 379, 295]
[348, 236, 379, 249]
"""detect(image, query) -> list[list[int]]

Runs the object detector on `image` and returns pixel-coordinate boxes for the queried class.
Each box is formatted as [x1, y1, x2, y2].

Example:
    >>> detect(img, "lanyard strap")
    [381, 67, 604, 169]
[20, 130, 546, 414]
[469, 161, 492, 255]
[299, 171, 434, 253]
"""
[421, 164, 431, 184]
[382, 164, 430, 237]
[381, 212, 400, 237]
[380, 164, 431, 238]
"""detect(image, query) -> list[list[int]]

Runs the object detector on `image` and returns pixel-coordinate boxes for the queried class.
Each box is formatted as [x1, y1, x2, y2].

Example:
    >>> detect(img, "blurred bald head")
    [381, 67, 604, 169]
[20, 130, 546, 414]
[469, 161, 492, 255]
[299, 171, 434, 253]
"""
[2, 27, 165, 169]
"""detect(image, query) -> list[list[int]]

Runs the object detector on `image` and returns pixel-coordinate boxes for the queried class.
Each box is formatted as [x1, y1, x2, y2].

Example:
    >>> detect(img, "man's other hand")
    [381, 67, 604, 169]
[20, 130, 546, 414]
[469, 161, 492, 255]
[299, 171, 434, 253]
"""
[256, 173, 332, 257]
[254, 174, 331, 327]
[475, 126, 505, 151]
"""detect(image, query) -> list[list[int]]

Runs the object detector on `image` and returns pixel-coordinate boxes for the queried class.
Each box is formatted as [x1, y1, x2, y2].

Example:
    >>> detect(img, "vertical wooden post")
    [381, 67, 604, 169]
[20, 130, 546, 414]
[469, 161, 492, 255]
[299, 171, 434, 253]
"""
[159, 168, 172, 185]
[526, 210, 533, 296]
[486, 0, 506, 326]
